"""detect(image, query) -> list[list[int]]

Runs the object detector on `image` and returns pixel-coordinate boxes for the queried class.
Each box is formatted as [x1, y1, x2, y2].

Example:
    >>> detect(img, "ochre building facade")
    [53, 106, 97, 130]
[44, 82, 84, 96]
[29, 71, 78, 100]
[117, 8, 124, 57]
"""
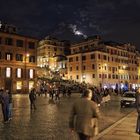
[37, 36, 68, 79]
[67, 36, 140, 90]
[0, 31, 38, 94]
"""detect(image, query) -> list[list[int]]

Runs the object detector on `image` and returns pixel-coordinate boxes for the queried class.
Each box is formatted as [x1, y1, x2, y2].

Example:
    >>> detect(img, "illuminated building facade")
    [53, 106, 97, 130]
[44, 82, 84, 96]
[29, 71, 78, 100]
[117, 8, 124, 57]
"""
[0, 24, 38, 93]
[67, 36, 140, 89]
[37, 36, 68, 79]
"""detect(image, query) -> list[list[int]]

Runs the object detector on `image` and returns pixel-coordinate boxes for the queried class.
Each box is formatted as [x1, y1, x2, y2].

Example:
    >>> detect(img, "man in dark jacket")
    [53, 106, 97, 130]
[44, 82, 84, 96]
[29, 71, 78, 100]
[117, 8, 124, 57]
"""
[29, 88, 36, 110]
[69, 89, 100, 140]
[7, 90, 12, 120]
[136, 87, 140, 134]
[0, 89, 9, 123]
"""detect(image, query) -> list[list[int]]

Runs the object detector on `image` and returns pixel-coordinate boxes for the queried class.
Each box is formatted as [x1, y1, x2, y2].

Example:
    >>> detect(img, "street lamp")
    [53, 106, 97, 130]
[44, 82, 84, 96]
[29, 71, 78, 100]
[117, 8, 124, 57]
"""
[24, 53, 29, 93]
[82, 75, 86, 83]
[123, 65, 126, 70]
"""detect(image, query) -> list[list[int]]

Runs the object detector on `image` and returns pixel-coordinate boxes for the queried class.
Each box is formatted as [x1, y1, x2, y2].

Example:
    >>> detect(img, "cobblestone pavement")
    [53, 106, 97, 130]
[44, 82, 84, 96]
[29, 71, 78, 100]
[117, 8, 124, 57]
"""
[0, 94, 134, 140]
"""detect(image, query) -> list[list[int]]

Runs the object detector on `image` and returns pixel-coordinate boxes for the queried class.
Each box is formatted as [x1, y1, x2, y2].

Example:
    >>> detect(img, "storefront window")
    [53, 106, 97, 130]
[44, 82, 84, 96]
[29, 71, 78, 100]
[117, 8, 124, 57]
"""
[16, 81, 22, 90]
[29, 81, 34, 90]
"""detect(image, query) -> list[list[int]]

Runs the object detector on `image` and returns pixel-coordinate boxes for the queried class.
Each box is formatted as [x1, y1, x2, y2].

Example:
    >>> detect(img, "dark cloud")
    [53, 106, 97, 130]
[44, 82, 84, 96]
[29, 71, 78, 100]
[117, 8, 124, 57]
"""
[0, 0, 140, 47]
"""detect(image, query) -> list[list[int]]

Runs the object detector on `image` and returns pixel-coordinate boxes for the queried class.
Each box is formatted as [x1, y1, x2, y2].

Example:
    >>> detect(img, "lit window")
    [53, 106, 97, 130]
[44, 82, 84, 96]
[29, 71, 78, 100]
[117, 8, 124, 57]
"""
[6, 67, 11, 77]
[29, 69, 34, 78]
[29, 81, 34, 90]
[6, 54, 11, 60]
[16, 81, 22, 89]
[17, 68, 21, 78]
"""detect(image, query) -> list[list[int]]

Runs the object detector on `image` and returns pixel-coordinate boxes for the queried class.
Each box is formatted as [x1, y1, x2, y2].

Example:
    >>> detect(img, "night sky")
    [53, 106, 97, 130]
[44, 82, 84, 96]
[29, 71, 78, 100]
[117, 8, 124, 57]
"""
[0, 0, 140, 48]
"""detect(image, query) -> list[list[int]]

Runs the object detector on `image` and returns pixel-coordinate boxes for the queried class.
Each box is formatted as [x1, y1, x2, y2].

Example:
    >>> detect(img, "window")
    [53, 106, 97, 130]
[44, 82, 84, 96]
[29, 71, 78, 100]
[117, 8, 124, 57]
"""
[29, 81, 34, 90]
[5, 38, 13, 45]
[82, 55, 86, 61]
[76, 75, 79, 79]
[103, 55, 107, 60]
[102, 74, 104, 79]
[16, 40, 23, 47]
[28, 42, 35, 49]
[99, 74, 101, 78]
[112, 57, 114, 61]
[6, 67, 11, 78]
[76, 56, 79, 61]
[69, 57, 73, 62]
[84, 45, 88, 50]
[29, 56, 35, 63]
[108, 57, 110, 61]
[16, 54, 23, 61]
[98, 54, 100, 59]
[92, 64, 95, 69]
[6, 53, 12, 60]
[70, 67, 72, 71]
[29, 69, 34, 79]
[91, 54, 95, 59]
[16, 81, 22, 90]
[92, 74, 95, 78]
[76, 66, 79, 70]
[112, 74, 115, 79]
[17, 68, 22, 78]
[54, 47, 57, 51]
[83, 66, 86, 70]
[60, 48, 63, 51]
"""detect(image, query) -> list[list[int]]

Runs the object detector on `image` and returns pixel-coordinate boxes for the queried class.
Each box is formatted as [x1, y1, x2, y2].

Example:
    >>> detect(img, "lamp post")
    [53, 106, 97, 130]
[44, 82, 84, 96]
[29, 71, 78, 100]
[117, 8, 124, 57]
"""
[82, 75, 86, 83]
[24, 53, 29, 93]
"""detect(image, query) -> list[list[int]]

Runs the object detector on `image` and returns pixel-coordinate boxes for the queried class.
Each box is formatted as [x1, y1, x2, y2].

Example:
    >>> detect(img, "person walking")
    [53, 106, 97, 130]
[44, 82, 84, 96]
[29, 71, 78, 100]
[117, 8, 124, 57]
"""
[55, 86, 60, 102]
[69, 89, 100, 140]
[0, 89, 9, 123]
[7, 90, 12, 120]
[29, 88, 37, 110]
[67, 87, 71, 98]
[136, 87, 140, 134]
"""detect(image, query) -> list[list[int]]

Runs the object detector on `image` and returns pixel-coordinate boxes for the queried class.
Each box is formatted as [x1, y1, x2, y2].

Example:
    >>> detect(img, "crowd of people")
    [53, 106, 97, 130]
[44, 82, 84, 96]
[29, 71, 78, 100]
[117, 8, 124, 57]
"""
[28, 79, 114, 109]
[0, 79, 116, 125]
[0, 78, 139, 140]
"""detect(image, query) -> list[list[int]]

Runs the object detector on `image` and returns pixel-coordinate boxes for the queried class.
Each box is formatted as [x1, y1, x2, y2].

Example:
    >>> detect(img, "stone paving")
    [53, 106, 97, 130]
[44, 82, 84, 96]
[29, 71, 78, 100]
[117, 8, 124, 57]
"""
[0, 94, 134, 140]
[95, 111, 139, 140]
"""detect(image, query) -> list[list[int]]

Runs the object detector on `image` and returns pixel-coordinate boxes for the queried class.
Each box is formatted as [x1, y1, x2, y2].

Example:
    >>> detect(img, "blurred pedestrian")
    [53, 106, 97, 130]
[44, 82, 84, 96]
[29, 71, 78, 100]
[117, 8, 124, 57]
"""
[55, 86, 60, 102]
[62, 86, 66, 97]
[91, 88, 102, 106]
[7, 90, 12, 120]
[67, 87, 71, 97]
[29, 88, 37, 110]
[136, 87, 140, 134]
[0, 89, 9, 123]
[69, 89, 100, 140]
